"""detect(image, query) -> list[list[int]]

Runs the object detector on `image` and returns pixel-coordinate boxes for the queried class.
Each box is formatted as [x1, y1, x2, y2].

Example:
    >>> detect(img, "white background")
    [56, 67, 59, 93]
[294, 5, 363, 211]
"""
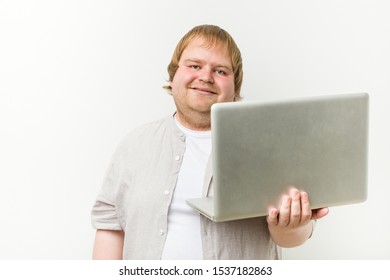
[0, 0, 389, 259]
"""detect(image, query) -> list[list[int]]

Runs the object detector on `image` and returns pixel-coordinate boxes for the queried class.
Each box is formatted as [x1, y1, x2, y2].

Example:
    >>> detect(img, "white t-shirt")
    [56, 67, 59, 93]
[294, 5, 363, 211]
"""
[161, 117, 212, 260]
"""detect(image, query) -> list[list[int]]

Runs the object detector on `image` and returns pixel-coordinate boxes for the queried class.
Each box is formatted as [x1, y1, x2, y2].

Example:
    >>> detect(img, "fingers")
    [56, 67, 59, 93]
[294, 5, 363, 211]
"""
[312, 207, 329, 220]
[300, 191, 312, 223]
[267, 208, 279, 226]
[278, 195, 292, 226]
[286, 189, 299, 227]
[267, 187, 315, 228]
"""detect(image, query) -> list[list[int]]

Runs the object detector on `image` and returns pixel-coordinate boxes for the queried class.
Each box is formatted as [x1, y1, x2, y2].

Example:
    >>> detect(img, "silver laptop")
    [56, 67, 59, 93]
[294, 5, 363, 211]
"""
[186, 92, 369, 222]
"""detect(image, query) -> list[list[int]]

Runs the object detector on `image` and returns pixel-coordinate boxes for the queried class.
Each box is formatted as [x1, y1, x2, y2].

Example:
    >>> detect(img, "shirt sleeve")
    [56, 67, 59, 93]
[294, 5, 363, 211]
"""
[91, 152, 123, 231]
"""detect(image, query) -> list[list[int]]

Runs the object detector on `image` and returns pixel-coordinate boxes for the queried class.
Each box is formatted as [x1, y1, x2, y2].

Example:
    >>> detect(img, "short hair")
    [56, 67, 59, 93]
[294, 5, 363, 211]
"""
[163, 24, 243, 101]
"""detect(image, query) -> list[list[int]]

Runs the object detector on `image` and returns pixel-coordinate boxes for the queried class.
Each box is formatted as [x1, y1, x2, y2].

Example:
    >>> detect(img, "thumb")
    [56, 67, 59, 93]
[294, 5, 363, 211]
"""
[311, 207, 329, 220]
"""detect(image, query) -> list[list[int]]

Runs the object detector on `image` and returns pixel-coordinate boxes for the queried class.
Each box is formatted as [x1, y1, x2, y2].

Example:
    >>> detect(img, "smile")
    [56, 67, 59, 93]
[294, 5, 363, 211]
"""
[190, 87, 217, 95]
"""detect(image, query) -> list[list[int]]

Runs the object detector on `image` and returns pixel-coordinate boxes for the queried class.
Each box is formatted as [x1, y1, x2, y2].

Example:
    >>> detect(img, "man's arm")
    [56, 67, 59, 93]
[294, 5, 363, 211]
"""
[267, 188, 329, 248]
[92, 229, 124, 259]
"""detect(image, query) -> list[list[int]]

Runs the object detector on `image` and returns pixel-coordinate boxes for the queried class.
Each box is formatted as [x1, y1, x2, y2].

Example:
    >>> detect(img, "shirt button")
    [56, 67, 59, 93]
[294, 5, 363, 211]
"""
[174, 155, 180, 161]
[164, 190, 170, 195]
[159, 230, 165, 236]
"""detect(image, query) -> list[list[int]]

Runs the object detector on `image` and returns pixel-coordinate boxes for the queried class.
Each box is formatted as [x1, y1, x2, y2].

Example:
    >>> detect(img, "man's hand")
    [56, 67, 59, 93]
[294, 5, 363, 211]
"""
[266, 187, 329, 247]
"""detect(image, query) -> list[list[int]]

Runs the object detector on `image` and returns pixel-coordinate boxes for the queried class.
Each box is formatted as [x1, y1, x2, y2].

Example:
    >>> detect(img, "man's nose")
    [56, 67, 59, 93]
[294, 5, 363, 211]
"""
[198, 68, 214, 83]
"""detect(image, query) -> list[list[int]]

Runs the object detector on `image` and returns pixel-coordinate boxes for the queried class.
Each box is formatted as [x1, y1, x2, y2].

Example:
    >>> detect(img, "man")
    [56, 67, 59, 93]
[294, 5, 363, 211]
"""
[91, 24, 329, 260]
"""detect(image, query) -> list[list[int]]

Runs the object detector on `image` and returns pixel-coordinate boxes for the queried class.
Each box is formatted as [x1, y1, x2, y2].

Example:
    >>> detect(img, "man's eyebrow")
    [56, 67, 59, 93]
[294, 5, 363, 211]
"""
[184, 58, 202, 64]
[184, 58, 232, 71]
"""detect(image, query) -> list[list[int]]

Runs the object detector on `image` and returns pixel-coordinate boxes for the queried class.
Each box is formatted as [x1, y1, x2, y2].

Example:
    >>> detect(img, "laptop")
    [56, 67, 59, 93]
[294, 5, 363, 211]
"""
[186, 92, 369, 222]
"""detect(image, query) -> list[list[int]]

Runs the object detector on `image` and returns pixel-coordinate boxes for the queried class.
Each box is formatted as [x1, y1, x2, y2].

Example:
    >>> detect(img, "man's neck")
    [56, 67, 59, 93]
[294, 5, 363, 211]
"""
[175, 111, 211, 131]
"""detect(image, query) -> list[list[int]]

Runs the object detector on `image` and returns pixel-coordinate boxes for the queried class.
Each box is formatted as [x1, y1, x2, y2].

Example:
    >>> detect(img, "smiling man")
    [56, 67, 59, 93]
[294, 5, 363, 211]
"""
[91, 24, 328, 260]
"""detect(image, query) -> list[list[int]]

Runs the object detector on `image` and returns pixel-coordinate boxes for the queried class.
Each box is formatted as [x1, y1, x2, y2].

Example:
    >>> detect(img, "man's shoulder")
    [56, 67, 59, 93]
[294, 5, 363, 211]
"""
[118, 115, 174, 146]
[108, 115, 177, 163]
[130, 115, 174, 135]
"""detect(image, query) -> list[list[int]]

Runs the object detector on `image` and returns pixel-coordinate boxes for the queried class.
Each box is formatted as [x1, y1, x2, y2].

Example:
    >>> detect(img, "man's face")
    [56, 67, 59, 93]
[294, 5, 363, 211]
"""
[170, 36, 235, 128]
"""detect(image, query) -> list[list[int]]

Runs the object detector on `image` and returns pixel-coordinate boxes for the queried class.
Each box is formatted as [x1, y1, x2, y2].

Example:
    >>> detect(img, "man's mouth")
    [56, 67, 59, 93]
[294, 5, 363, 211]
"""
[191, 87, 217, 95]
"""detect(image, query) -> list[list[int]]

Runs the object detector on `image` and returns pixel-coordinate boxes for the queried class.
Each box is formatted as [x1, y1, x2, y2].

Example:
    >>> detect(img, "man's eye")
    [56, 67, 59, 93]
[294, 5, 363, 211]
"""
[215, 69, 226, 75]
[190, 65, 201, 70]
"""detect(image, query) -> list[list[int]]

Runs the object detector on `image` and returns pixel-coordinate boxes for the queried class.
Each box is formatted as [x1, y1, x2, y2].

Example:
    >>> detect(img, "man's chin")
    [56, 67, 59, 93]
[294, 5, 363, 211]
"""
[190, 104, 213, 114]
